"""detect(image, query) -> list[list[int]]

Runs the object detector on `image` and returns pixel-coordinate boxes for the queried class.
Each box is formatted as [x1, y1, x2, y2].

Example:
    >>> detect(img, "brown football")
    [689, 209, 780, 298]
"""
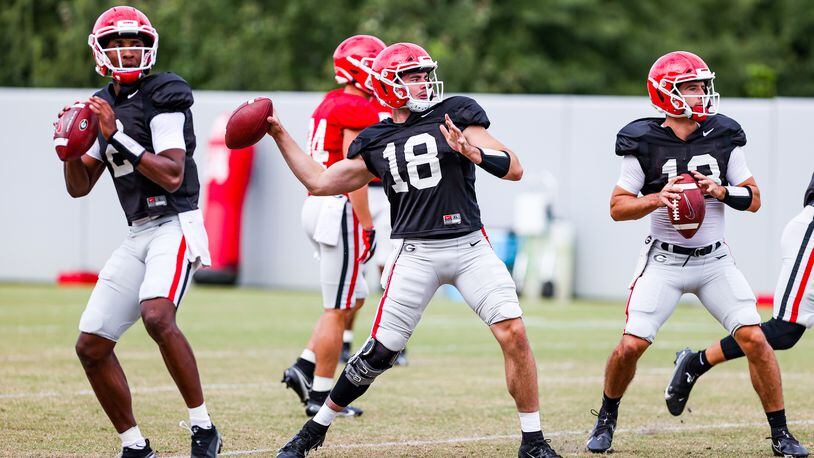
[671, 172, 706, 239]
[53, 102, 99, 161]
[224, 97, 273, 149]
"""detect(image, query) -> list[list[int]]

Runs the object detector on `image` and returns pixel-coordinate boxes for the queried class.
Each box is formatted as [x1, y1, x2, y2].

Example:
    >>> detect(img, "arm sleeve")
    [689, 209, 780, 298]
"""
[726, 147, 753, 185]
[616, 155, 645, 194]
[450, 97, 490, 130]
[150, 112, 187, 153]
[85, 139, 102, 161]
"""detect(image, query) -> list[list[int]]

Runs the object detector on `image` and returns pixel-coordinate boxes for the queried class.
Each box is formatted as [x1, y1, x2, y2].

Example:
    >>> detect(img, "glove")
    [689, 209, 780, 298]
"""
[358, 227, 376, 264]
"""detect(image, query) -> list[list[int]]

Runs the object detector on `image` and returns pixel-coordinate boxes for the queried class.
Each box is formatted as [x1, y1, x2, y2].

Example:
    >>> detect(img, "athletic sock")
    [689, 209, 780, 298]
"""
[343, 330, 353, 344]
[312, 376, 333, 393]
[518, 411, 543, 444]
[295, 349, 316, 378]
[601, 393, 621, 416]
[686, 350, 713, 377]
[767, 409, 788, 434]
[189, 402, 212, 429]
[120, 425, 147, 449]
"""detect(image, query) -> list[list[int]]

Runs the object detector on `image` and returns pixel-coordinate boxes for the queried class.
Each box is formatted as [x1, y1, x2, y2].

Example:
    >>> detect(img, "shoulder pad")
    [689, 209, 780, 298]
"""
[616, 118, 660, 156]
[444, 96, 490, 129]
[705, 114, 746, 146]
[143, 72, 194, 112]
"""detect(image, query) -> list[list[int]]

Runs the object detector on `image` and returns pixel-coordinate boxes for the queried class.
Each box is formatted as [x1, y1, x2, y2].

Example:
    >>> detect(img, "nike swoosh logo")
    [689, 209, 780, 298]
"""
[716, 254, 728, 260]
[469, 240, 481, 247]
[703, 128, 714, 136]
[127, 90, 139, 99]
[420, 109, 436, 118]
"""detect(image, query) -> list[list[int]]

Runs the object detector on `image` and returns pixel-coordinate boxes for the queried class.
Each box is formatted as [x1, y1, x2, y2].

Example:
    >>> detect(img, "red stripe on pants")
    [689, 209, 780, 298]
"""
[790, 245, 814, 323]
[167, 235, 187, 301]
[344, 213, 360, 309]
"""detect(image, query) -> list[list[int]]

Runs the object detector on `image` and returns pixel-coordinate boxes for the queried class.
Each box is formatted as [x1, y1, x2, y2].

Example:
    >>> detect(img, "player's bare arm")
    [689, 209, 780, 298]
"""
[64, 154, 106, 197]
[610, 176, 682, 221]
[88, 96, 186, 193]
[439, 114, 523, 181]
[692, 171, 761, 212]
[266, 112, 375, 195]
[343, 127, 374, 229]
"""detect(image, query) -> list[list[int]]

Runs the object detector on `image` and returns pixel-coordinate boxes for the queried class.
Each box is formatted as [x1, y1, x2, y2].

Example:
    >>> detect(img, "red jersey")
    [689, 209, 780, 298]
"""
[367, 99, 391, 184]
[307, 89, 381, 169]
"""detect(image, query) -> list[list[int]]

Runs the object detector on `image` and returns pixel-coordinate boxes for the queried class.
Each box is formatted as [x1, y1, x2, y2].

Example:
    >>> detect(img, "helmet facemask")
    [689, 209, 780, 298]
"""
[649, 71, 719, 122]
[89, 27, 158, 84]
[394, 66, 444, 112]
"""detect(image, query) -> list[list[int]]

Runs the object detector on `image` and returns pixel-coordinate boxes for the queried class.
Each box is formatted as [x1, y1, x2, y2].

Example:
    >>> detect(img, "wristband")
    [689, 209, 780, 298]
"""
[108, 129, 146, 167]
[477, 147, 511, 177]
[721, 185, 753, 211]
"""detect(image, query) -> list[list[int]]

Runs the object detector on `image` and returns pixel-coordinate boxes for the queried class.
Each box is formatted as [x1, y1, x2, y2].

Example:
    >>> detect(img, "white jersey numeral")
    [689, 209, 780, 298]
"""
[307, 117, 329, 167]
[662, 154, 722, 184]
[383, 134, 442, 193]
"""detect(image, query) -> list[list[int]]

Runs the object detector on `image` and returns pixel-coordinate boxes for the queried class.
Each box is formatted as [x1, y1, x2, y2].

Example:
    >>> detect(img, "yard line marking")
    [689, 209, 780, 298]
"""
[164, 419, 814, 457]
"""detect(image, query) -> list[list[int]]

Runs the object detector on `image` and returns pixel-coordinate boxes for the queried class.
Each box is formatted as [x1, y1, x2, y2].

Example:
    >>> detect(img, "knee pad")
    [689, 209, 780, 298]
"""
[344, 338, 399, 387]
[762, 318, 806, 350]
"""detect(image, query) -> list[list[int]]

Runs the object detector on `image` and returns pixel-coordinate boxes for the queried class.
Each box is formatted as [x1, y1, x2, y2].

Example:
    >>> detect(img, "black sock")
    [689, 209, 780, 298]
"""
[304, 419, 329, 435]
[601, 393, 621, 416]
[720, 335, 746, 361]
[309, 389, 329, 405]
[686, 350, 713, 377]
[767, 409, 787, 433]
[295, 357, 315, 378]
[521, 430, 544, 444]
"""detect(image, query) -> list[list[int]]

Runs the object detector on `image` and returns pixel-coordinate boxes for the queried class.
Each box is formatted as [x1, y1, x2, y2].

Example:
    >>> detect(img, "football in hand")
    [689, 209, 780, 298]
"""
[224, 97, 273, 149]
[53, 102, 99, 161]
[670, 172, 706, 239]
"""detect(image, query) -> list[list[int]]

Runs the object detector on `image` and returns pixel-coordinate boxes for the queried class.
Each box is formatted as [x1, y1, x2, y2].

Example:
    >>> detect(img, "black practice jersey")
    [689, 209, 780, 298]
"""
[348, 96, 489, 238]
[616, 114, 746, 195]
[92, 72, 200, 224]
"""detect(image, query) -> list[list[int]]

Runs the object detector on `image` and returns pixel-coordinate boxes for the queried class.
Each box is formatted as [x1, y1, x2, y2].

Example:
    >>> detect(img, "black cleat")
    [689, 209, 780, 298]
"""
[771, 428, 809, 457]
[282, 365, 313, 405]
[518, 437, 562, 457]
[340, 342, 352, 363]
[394, 348, 409, 367]
[665, 348, 698, 416]
[118, 439, 156, 458]
[190, 423, 223, 458]
[305, 399, 363, 418]
[586, 409, 617, 453]
[277, 423, 326, 458]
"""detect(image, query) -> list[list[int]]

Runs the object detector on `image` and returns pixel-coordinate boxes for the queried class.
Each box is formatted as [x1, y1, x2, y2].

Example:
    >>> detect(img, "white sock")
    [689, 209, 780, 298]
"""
[189, 402, 212, 429]
[518, 411, 541, 432]
[300, 348, 316, 363]
[312, 376, 334, 392]
[120, 425, 147, 449]
[313, 403, 340, 427]
[343, 330, 353, 343]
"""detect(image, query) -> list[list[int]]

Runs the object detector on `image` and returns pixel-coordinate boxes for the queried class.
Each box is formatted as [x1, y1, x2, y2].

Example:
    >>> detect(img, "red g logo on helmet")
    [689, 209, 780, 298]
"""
[647, 51, 719, 122]
[366, 43, 444, 112]
[333, 35, 385, 94]
[88, 6, 158, 84]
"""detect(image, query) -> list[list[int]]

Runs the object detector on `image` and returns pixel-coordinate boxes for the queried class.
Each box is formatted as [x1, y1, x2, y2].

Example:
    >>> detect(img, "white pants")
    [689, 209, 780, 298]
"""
[372, 229, 523, 351]
[79, 212, 210, 341]
[368, 185, 394, 267]
[624, 238, 760, 342]
[774, 205, 814, 328]
[301, 195, 368, 310]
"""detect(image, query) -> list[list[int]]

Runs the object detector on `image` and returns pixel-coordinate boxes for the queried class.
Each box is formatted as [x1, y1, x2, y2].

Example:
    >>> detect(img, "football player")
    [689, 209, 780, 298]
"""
[585, 51, 807, 457]
[280, 35, 386, 418]
[270, 42, 561, 458]
[665, 173, 814, 455]
[60, 7, 221, 457]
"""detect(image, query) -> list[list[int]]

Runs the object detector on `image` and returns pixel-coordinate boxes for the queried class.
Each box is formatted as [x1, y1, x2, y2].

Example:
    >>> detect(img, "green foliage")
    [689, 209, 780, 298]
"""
[2, 0, 813, 97]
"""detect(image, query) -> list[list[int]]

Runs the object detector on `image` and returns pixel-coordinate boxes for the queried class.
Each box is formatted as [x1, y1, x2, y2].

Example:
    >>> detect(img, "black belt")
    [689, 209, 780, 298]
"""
[659, 241, 721, 256]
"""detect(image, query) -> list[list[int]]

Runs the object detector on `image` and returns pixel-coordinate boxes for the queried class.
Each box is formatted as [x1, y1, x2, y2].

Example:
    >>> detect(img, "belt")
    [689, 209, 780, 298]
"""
[659, 241, 721, 256]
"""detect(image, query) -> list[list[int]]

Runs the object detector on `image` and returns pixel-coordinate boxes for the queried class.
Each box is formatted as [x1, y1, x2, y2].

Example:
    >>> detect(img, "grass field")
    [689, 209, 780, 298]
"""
[1, 283, 813, 457]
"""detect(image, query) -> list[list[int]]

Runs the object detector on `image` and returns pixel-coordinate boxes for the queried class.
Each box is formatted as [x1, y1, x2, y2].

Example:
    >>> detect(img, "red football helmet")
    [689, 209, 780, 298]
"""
[333, 35, 385, 94]
[88, 6, 158, 84]
[647, 51, 719, 122]
[366, 43, 444, 112]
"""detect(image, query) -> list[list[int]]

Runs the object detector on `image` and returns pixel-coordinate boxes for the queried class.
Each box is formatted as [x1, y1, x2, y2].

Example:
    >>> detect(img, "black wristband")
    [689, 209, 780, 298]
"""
[107, 129, 146, 167]
[477, 147, 511, 177]
[721, 185, 753, 211]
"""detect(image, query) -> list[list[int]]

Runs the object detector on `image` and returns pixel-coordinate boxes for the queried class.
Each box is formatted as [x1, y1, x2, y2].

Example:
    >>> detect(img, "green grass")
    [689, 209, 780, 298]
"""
[1, 283, 812, 457]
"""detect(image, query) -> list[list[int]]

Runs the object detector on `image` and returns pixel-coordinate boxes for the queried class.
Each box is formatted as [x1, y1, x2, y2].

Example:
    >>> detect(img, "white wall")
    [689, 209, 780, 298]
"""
[1, 87, 812, 300]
